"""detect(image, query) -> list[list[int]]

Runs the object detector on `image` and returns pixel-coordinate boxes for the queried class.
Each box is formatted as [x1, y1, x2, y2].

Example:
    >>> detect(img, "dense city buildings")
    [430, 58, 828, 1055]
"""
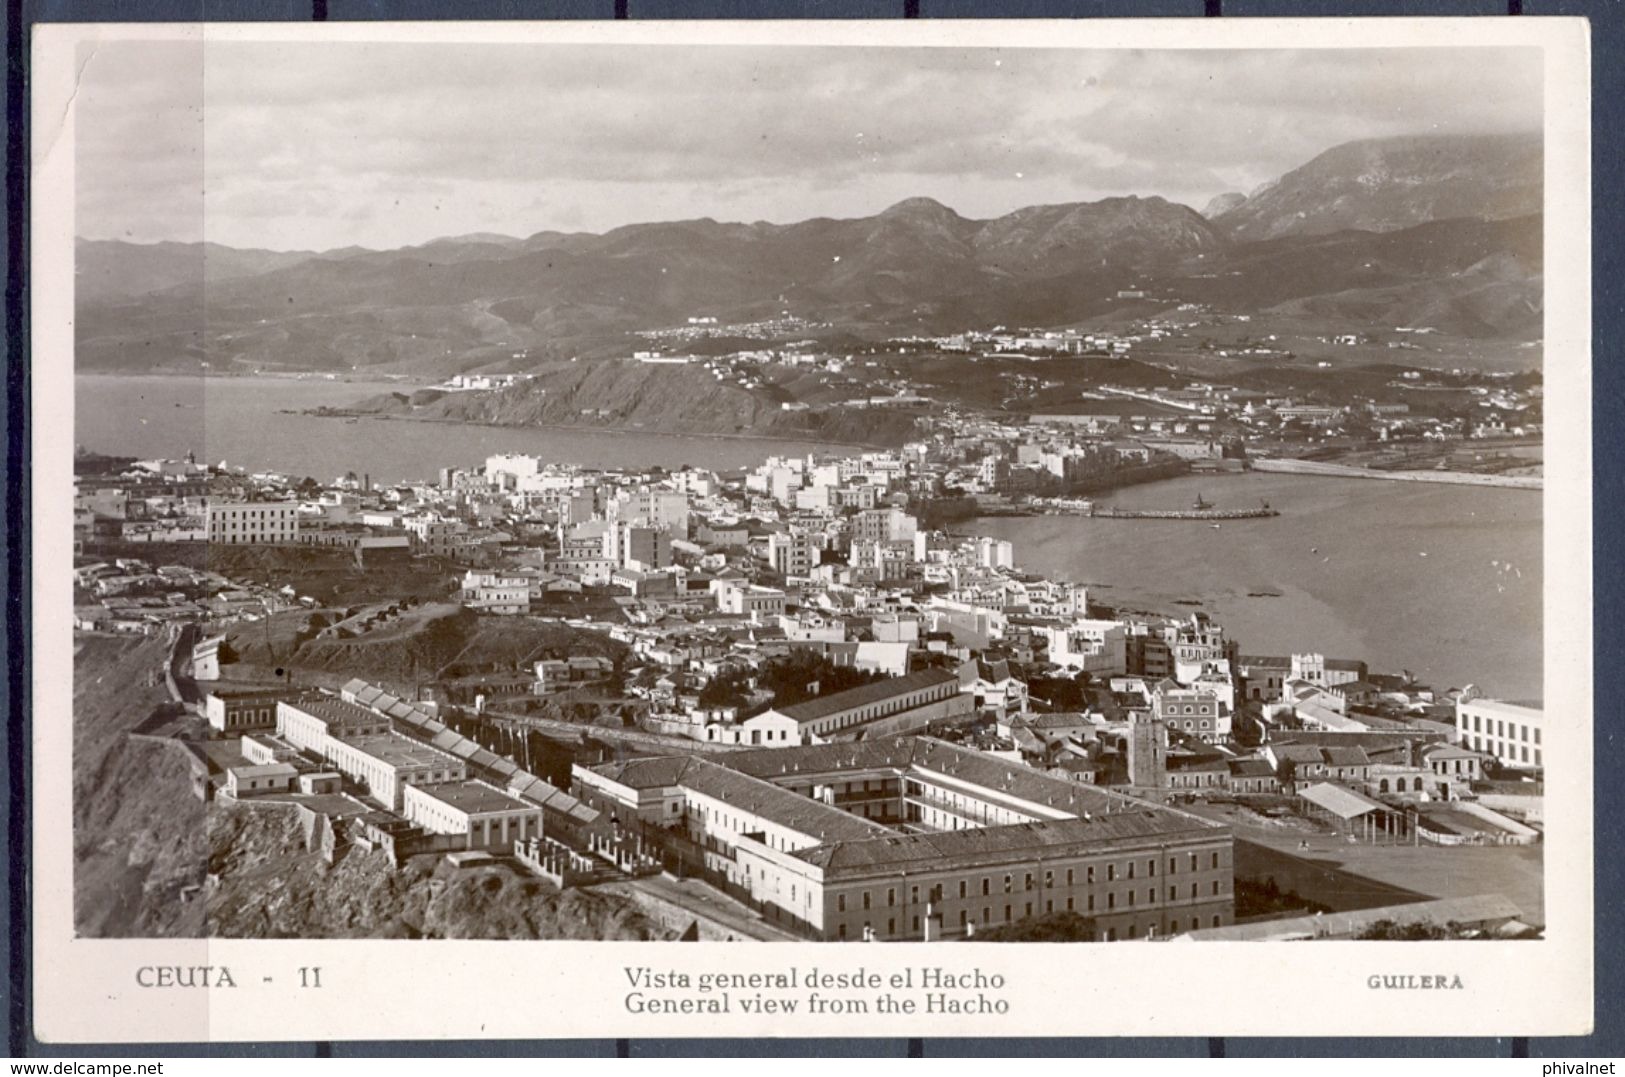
[71, 408, 1544, 943]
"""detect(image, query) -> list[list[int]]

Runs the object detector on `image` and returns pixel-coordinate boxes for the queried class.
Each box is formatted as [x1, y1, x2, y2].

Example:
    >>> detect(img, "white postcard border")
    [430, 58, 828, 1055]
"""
[29, 16, 1594, 1042]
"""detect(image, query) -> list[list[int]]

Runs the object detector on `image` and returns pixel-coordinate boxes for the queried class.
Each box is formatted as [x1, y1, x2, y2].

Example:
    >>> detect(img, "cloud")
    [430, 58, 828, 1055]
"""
[72, 39, 1544, 250]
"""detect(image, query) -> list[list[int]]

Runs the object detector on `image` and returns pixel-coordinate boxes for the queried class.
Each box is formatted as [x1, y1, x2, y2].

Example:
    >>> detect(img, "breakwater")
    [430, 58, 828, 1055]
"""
[1032, 497, 1278, 520]
[1250, 457, 1543, 490]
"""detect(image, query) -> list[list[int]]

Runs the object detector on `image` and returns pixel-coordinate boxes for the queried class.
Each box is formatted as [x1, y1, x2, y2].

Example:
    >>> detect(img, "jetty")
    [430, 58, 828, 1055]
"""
[1032, 494, 1279, 521]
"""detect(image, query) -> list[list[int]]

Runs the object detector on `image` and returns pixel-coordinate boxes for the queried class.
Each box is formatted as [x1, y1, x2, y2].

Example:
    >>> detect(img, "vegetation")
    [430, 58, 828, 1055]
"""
[1355, 919, 1485, 941]
[977, 911, 1099, 942]
[1018, 667, 1093, 712]
[699, 653, 888, 716]
[1234, 877, 1330, 920]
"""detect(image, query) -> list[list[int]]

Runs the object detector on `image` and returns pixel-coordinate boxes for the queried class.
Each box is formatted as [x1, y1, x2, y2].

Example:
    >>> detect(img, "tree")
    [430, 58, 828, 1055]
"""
[977, 911, 1098, 942]
[698, 669, 750, 711]
[1356, 919, 1477, 941]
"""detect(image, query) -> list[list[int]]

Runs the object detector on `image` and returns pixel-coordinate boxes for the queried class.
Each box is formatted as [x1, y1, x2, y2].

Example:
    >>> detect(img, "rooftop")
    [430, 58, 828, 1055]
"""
[412, 779, 535, 816]
[341, 732, 462, 771]
[797, 811, 1221, 875]
[773, 669, 960, 725]
[285, 695, 389, 730]
[1298, 781, 1388, 820]
[719, 735, 1209, 831]
[589, 755, 889, 844]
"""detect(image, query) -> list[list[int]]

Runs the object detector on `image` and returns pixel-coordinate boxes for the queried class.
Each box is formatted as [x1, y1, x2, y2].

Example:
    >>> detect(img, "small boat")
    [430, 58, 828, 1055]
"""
[1211, 523, 1222, 530]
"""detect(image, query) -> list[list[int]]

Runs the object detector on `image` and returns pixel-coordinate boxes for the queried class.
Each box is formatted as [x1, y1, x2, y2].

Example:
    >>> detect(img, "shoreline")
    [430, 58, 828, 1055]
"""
[77, 369, 428, 384]
[1250, 456, 1543, 491]
[296, 408, 895, 452]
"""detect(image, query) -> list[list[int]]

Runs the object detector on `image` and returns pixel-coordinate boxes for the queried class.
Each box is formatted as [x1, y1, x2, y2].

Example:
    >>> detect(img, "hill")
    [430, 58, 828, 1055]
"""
[74, 134, 1544, 377]
[74, 634, 208, 937]
[1214, 133, 1541, 241]
[223, 602, 630, 683]
[345, 360, 929, 446]
[206, 806, 667, 940]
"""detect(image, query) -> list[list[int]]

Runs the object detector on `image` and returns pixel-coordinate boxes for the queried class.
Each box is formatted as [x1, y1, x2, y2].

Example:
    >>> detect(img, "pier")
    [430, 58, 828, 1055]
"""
[1032, 496, 1279, 521]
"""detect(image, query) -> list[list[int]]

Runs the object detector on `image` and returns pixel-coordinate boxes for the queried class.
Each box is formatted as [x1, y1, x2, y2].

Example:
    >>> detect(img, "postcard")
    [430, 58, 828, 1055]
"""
[30, 16, 1592, 1041]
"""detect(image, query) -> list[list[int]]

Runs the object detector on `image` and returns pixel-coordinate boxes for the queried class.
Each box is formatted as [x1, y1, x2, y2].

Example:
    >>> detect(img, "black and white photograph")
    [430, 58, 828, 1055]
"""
[29, 17, 1594, 1041]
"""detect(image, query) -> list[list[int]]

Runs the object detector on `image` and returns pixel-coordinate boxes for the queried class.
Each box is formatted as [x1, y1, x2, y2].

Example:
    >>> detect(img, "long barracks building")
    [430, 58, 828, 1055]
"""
[573, 736, 1232, 942]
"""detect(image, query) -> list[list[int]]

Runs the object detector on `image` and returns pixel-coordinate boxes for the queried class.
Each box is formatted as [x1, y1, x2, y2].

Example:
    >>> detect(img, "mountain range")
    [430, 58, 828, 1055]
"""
[75, 132, 1543, 376]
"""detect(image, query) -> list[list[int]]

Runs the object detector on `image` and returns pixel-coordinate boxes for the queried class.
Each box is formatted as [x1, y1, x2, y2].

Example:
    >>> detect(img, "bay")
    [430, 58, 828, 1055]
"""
[74, 374, 853, 481]
[972, 472, 1543, 700]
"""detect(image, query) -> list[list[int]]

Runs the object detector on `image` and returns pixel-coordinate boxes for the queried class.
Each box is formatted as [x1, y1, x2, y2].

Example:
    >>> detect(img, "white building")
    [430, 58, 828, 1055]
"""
[402, 779, 543, 851]
[205, 501, 299, 545]
[1456, 697, 1544, 770]
[1045, 619, 1128, 675]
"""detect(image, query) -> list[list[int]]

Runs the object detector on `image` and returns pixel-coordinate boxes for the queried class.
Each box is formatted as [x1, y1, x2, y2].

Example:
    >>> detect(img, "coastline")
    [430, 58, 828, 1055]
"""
[1250, 456, 1543, 491]
[296, 407, 896, 453]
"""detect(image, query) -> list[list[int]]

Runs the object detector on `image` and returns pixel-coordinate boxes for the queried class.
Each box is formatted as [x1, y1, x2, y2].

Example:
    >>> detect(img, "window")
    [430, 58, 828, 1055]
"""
[983, 907, 990, 924]
[1189, 853, 1198, 871]
[1107, 893, 1115, 910]
[982, 878, 990, 896]
[1127, 891, 1135, 908]
[1066, 868, 1074, 886]
[1127, 862, 1135, 880]
[1087, 895, 1095, 911]
[1004, 873, 1013, 893]
[1087, 866, 1096, 884]
[1169, 858, 1177, 875]
[959, 881, 967, 899]
[1168, 886, 1176, 901]
[1024, 873, 1033, 891]
[887, 888, 896, 907]
[1212, 881, 1221, 896]
[1190, 883, 1198, 899]
[862, 892, 871, 910]
[888, 918, 895, 935]
[910, 886, 919, 904]
[1066, 898, 1074, 911]
[1004, 905, 1012, 922]
[1107, 864, 1116, 882]
[1148, 859, 1156, 877]
[838, 924, 847, 940]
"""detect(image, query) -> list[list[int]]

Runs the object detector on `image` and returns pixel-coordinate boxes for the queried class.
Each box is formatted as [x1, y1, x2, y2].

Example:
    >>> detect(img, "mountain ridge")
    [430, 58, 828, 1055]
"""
[74, 133, 1544, 376]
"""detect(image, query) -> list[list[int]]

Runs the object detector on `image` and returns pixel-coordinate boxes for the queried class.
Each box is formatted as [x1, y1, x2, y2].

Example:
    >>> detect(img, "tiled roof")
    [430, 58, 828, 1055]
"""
[774, 669, 960, 725]
[286, 695, 389, 730]
[797, 811, 1219, 874]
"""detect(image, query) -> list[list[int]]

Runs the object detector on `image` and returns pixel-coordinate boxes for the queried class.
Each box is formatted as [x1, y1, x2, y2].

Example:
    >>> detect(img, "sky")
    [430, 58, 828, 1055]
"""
[73, 40, 1544, 252]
